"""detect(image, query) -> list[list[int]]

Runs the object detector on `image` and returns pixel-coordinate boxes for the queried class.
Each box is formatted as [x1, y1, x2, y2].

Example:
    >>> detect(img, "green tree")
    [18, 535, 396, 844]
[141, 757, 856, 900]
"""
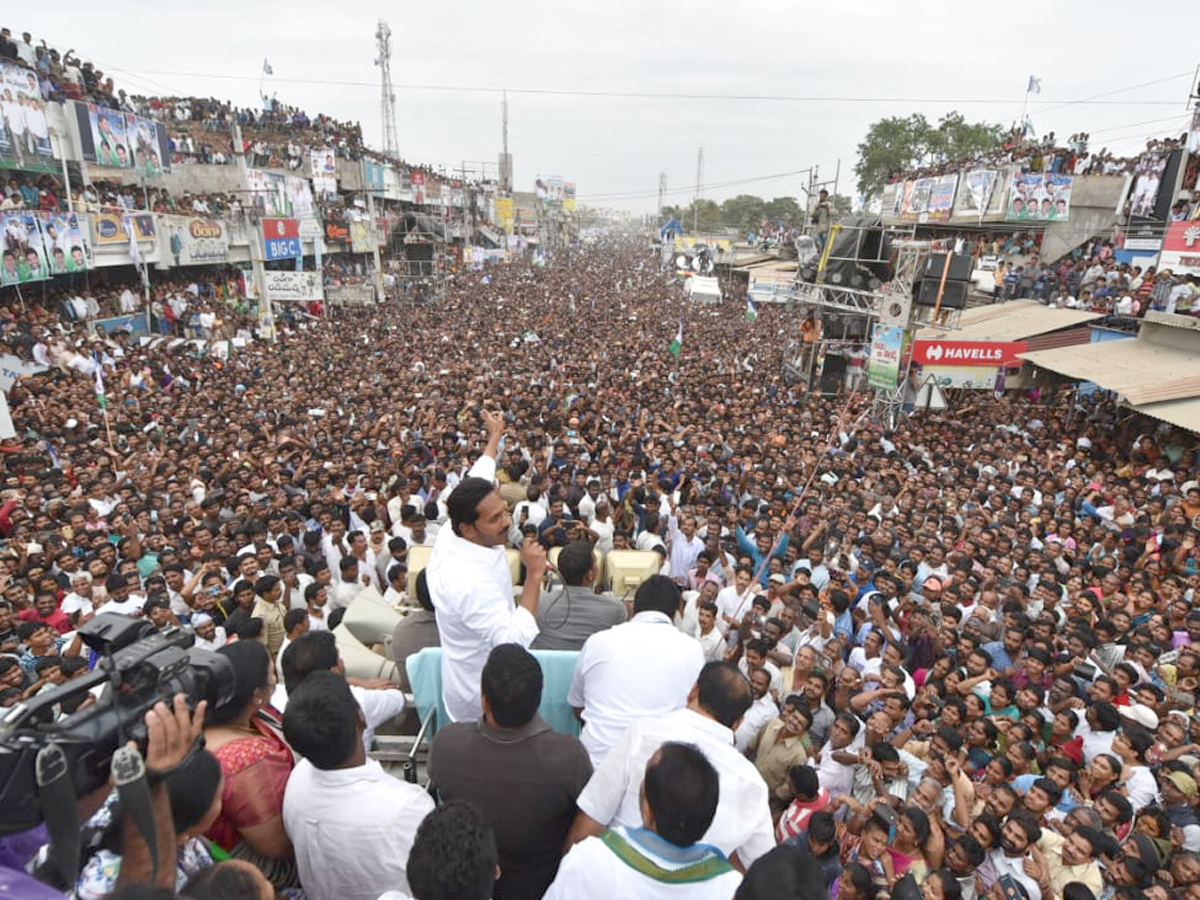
[854, 112, 1006, 202]
[719, 194, 765, 230]
[680, 198, 722, 232]
[761, 196, 802, 225]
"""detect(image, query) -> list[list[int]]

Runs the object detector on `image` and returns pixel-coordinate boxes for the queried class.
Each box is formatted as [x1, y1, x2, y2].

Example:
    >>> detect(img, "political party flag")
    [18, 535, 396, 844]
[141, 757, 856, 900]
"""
[93, 352, 107, 410]
[1027, 76, 1041, 94]
[668, 318, 683, 358]
[745, 296, 758, 322]
[1022, 116, 1036, 138]
[263, 59, 274, 76]
[123, 217, 141, 267]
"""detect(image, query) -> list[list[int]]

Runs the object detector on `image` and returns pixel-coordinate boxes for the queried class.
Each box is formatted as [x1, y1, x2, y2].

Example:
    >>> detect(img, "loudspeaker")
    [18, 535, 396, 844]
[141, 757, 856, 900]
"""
[819, 355, 847, 395]
[879, 291, 912, 327]
[922, 253, 973, 282]
[915, 279, 969, 309]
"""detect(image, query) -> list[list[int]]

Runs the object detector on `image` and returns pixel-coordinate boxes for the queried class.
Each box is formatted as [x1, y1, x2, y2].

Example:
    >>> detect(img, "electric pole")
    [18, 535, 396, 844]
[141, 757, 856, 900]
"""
[693, 147, 704, 233]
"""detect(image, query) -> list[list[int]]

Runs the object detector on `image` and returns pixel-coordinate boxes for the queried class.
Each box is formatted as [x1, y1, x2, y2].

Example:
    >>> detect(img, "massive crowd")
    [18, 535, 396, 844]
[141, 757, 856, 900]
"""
[0, 235, 1199, 900]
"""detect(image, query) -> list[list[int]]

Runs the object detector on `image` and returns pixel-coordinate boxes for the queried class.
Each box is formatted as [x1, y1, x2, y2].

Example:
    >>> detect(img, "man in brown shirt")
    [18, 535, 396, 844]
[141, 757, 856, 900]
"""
[252, 574, 287, 657]
[428, 644, 592, 900]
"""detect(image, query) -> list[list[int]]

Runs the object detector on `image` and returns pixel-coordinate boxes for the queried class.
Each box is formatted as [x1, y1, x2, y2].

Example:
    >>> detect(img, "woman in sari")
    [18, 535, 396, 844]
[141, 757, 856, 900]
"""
[888, 806, 941, 882]
[203, 640, 297, 890]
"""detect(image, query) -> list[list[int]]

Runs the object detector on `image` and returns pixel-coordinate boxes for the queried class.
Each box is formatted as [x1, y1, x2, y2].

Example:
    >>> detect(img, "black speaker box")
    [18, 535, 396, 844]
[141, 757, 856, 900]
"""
[914, 279, 968, 309]
[922, 253, 973, 282]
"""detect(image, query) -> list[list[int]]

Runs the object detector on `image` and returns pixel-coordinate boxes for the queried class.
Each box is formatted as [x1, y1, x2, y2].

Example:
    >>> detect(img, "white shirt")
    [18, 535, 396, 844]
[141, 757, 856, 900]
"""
[1124, 764, 1159, 812]
[568, 611, 704, 768]
[666, 516, 704, 580]
[695, 626, 725, 663]
[426, 454, 538, 722]
[1074, 718, 1115, 765]
[715, 584, 755, 628]
[273, 683, 404, 753]
[815, 742, 857, 799]
[734, 694, 779, 754]
[283, 756, 434, 900]
[544, 826, 742, 900]
[60, 592, 95, 620]
[989, 850, 1042, 900]
[575, 707, 774, 866]
[95, 596, 145, 617]
[194, 627, 227, 652]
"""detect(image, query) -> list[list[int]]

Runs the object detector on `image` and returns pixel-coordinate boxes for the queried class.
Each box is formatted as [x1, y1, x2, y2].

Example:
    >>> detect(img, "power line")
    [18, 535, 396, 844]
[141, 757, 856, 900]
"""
[1034, 70, 1194, 115]
[580, 168, 812, 201]
[124, 69, 1187, 107]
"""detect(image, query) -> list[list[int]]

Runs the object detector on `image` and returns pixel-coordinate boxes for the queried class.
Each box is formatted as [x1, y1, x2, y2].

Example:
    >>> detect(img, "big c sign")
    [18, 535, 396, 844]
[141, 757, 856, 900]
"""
[262, 218, 301, 261]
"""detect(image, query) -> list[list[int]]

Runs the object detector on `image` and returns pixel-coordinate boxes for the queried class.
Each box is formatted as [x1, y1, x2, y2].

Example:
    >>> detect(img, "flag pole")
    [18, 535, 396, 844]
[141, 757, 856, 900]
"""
[102, 409, 114, 451]
[1019, 76, 1038, 147]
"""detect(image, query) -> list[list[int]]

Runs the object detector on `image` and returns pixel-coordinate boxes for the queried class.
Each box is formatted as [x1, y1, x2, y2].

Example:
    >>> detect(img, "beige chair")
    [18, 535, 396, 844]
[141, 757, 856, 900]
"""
[405, 544, 434, 599]
[604, 550, 661, 599]
[548, 546, 605, 590]
[505, 548, 522, 585]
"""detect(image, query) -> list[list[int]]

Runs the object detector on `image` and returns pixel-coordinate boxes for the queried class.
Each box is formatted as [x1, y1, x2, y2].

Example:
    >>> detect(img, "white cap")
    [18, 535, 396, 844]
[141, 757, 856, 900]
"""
[1119, 703, 1160, 731]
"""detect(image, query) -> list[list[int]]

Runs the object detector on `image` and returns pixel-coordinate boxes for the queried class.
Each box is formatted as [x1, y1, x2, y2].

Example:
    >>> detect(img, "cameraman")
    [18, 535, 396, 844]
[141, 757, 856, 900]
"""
[2, 694, 207, 898]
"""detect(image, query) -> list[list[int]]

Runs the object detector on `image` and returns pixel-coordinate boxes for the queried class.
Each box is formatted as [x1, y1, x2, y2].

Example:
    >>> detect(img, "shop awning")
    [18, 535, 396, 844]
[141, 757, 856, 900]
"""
[1020, 340, 1200, 405]
[916, 302, 1102, 342]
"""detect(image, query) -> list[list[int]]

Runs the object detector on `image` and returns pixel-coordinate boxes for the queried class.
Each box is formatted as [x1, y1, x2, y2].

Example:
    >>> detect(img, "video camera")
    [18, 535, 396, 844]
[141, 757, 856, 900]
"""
[0, 614, 235, 834]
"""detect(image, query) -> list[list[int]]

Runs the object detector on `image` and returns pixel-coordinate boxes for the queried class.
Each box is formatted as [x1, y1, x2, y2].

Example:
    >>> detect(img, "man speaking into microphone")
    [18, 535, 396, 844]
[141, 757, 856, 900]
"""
[427, 408, 548, 722]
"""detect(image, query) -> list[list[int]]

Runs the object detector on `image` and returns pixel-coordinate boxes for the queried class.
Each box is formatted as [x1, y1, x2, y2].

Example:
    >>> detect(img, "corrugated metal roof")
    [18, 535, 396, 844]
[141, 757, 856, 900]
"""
[1020, 340, 1200, 405]
[729, 254, 776, 269]
[1129, 396, 1200, 434]
[916, 302, 1102, 341]
[1024, 326, 1094, 353]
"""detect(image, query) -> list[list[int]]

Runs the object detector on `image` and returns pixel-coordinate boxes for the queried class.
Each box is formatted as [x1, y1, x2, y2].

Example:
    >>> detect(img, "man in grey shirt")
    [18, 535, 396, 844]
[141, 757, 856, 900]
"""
[532, 541, 625, 651]
[391, 567, 440, 691]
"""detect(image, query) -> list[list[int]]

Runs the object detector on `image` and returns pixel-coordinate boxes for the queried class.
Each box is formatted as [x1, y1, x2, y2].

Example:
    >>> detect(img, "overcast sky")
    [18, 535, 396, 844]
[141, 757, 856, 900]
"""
[16, 2, 1200, 213]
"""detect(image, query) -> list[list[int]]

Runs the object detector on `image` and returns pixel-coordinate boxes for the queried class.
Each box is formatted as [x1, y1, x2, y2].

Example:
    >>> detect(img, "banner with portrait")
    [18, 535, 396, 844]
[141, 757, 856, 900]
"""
[73, 102, 170, 174]
[953, 169, 1000, 217]
[1004, 172, 1072, 221]
[124, 113, 170, 175]
[163, 215, 229, 266]
[925, 174, 958, 222]
[245, 169, 315, 219]
[1129, 151, 1169, 220]
[0, 62, 52, 159]
[1, 212, 52, 285]
[901, 177, 933, 222]
[39, 211, 92, 274]
[311, 148, 338, 200]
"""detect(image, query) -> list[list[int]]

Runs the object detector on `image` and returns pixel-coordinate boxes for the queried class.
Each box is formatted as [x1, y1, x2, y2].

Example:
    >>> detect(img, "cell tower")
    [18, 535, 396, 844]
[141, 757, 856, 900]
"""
[657, 172, 667, 217]
[375, 20, 400, 158]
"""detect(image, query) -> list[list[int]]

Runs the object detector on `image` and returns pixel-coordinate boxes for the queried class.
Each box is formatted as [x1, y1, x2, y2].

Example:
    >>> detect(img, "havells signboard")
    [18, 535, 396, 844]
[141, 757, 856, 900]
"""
[913, 340, 1027, 369]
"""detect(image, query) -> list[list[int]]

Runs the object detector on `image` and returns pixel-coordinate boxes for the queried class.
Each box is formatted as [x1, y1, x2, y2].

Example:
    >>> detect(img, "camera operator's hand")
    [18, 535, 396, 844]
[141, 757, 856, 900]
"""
[143, 693, 205, 776]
